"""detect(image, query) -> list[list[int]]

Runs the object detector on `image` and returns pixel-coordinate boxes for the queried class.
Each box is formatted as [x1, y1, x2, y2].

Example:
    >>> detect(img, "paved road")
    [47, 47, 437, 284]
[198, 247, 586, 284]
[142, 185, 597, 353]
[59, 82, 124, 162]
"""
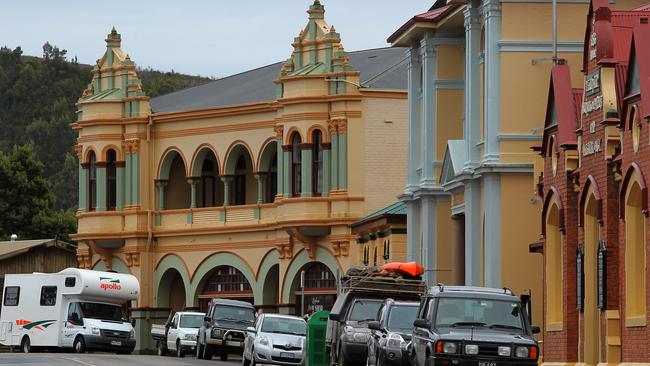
[0, 353, 242, 366]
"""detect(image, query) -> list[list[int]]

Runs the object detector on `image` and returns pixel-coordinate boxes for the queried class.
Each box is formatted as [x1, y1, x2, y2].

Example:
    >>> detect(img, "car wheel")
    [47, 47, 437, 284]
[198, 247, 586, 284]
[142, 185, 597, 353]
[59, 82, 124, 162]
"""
[366, 345, 375, 366]
[157, 340, 167, 356]
[242, 353, 251, 366]
[220, 349, 228, 361]
[338, 343, 346, 366]
[250, 347, 256, 366]
[203, 343, 213, 360]
[196, 340, 204, 359]
[176, 340, 184, 358]
[20, 336, 31, 353]
[73, 336, 86, 354]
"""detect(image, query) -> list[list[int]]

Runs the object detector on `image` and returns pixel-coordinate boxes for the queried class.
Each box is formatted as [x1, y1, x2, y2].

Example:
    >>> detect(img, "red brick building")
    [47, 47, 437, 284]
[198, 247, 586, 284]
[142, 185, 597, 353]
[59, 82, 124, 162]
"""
[536, 1, 650, 364]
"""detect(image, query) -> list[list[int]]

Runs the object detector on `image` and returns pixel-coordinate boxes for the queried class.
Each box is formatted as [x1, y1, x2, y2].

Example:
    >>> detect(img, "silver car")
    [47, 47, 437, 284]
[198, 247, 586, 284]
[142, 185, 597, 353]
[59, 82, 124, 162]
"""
[242, 314, 306, 366]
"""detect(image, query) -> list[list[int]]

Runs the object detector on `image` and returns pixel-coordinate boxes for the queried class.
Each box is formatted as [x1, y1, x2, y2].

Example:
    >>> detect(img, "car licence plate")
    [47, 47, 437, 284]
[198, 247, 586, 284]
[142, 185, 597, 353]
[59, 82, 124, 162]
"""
[226, 340, 242, 347]
[110, 340, 122, 346]
[280, 352, 294, 358]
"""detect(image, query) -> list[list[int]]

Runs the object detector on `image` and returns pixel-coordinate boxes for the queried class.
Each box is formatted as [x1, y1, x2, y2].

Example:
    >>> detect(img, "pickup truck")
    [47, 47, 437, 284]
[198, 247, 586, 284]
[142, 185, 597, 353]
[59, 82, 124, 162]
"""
[151, 311, 205, 357]
[196, 298, 256, 361]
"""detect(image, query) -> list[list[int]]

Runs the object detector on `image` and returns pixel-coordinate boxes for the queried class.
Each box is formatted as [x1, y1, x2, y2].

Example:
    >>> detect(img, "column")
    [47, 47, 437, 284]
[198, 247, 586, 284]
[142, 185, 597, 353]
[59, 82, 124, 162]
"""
[124, 151, 132, 207]
[79, 162, 87, 212]
[464, 1, 481, 168]
[116, 161, 125, 211]
[406, 199, 421, 263]
[132, 151, 140, 205]
[275, 127, 284, 199]
[337, 120, 348, 190]
[329, 121, 339, 191]
[464, 179, 481, 286]
[421, 196, 438, 285]
[483, 0, 501, 162]
[301, 143, 313, 197]
[282, 146, 291, 197]
[406, 46, 422, 192]
[421, 34, 437, 187]
[95, 162, 107, 211]
[483, 173, 501, 287]
[221, 176, 233, 206]
[156, 180, 168, 211]
[322, 143, 331, 196]
[188, 178, 198, 208]
[255, 173, 266, 204]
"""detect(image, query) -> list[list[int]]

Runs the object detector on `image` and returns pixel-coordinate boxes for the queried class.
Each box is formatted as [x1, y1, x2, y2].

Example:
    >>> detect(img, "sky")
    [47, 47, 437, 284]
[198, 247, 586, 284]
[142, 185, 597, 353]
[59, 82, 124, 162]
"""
[1, 0, 431, 78]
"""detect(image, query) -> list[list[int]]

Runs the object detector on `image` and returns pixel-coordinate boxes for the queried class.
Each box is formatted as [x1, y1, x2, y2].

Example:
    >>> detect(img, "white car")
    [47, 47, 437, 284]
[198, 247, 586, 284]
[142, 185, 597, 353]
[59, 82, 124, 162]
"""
[151, 312, 204, 357]
[242, 314, 307, 366]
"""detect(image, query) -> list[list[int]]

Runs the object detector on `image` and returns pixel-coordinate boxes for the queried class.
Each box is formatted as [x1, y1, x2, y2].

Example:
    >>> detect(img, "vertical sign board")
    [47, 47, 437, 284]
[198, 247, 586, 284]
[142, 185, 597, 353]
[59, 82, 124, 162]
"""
[597, 240, 607, 309]
[576, 245, 585, 311]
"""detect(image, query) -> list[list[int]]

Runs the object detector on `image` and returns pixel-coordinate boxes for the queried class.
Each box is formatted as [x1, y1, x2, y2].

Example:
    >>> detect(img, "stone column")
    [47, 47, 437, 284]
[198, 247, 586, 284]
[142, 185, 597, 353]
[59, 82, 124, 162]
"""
[116, 161, 125, 211]
[421, 195, 438, 285]
[255, 173, 266, 204]
[282, 145, 291, 197]
[464, 1, 481, 168]
[124, 149, 132, 207]
[464, 179, 481, 286]
[329, 121, 339, 191]
[421, 34, 437, 187]
[132, 151, 140, 205]
[274, 126, 284, 199]
[483, 173, 501, 287]
[95, 161, 107, 211]
[221, 176, 233, 206]
[301, 143, 313, 197]
[322, 142, 331, 196]
[406, 198, 421, 263]
[155, 180, 168, 211]
[337, 120, 348, 190]
[482, 0, 502, 162]
[188, 177, 198, 208]
[406, 46, 422, 193]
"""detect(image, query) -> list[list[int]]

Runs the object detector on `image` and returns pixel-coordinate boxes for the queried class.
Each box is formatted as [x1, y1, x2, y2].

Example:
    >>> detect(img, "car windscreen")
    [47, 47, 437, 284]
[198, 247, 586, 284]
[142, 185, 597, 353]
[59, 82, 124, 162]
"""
[180, 314, 204, 328]
[79, 302, 127, 322]
[212, 305, 255, 323]
[347, 299, 382, 322]
[434, 298, 524, 332]
[387, 305, 419, 333]
[261, 317, 306, 336]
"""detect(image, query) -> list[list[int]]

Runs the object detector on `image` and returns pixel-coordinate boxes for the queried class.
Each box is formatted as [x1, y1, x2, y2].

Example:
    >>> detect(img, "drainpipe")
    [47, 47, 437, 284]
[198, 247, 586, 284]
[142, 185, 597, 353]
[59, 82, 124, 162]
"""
[552, 0, 557, 63]
[147, 114, 154, 249]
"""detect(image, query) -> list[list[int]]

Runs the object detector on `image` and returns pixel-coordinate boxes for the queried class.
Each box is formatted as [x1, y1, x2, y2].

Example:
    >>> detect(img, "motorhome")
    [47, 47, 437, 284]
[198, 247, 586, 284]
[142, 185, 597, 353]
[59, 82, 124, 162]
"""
[0, 268, 140, 353]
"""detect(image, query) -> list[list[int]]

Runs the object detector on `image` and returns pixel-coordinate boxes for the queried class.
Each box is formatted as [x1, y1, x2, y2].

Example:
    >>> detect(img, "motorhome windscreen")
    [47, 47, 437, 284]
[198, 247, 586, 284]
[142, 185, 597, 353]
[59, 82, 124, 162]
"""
[434, 298, 524, 333]
[211, 305, 255, 323]
[79, 302, 127, 322]
[179, 314, 204, 328]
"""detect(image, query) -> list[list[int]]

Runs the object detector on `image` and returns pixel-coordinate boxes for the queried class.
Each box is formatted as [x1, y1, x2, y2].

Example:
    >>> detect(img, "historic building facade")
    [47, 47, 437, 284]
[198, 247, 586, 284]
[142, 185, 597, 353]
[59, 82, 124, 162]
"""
[388, 0, 593, 329]
[537, 0, 650, 364]
[72, 1, 409, 350]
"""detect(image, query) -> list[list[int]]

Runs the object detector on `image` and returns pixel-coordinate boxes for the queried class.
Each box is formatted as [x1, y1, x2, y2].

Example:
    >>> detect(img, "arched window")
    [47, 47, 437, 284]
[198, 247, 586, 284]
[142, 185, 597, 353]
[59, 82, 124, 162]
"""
[199, 266, 253, 312]
[267, 153, 277, 203]
[201, 158, 217, 207]
[234, 156, 247, 205]
[106, 149, 117, 210]
[291, 133, 302, 197]
[625, 180, 646, 325]
[295, 262, 336, 314]
[545, 201, 563, 328]
[312, 130, 323, 195]
[88, 151, 97, 211]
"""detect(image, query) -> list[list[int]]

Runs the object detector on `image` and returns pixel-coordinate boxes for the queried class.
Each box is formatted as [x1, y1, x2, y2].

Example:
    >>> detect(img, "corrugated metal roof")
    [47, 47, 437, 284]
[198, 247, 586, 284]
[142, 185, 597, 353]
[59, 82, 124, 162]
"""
[349, 201, 406, 229]
[0, 239, 74, 261]
[387, 4, 458, 44]
[150, 47, 408, 114]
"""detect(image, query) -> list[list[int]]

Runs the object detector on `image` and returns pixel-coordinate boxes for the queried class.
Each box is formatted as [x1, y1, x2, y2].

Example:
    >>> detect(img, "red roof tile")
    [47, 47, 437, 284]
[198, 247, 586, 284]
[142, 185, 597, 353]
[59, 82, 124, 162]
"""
[387, 4, 458, 44]
[630, 24, 650, 118]
[632, 2, 650, 10]
[542, 63, 581, 155]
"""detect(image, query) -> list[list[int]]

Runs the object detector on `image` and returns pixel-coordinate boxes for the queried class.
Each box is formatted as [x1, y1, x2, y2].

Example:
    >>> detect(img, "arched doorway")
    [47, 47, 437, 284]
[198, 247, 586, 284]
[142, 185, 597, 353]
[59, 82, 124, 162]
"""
[291, 262, 336, 315]
[198, 265, 254, 312]
[545, 199, 563, 328]
[583, 190, 601, 365]
[157, 268, 187, 311]
[261, 264, 279, 313]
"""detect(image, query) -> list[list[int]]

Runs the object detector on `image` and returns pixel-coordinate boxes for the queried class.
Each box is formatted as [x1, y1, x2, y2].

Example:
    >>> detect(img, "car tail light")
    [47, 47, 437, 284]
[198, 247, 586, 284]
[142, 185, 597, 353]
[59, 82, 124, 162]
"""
[530, 346, 538, 359]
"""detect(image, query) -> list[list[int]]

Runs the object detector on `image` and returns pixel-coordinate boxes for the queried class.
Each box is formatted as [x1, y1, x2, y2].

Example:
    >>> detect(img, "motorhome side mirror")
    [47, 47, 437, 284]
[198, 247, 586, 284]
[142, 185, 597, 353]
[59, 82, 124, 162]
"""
[531, 325, 541, 334]
[328, 313, 340, 322]
[367, 321, 382, 331]
[246, 326, 256, 333]
[204, 316, 211, 322]
[131, 319, 136, 327]
[413, 319, 430, 328]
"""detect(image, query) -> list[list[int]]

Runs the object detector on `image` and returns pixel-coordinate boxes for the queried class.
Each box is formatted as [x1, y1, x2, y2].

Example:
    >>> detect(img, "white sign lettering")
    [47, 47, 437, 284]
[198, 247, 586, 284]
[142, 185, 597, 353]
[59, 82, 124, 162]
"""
[583, 95, 603, 115]
[582, 139, 602, 156]
[590, 121, 596, 134]
[585, 71, 600, 96]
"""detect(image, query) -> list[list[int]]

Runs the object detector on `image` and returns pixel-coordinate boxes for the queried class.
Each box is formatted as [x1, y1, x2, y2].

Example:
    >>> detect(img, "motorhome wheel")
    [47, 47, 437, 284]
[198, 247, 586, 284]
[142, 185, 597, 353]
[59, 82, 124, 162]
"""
[20, 336, 30, 353]
[73, 336, 86, 354]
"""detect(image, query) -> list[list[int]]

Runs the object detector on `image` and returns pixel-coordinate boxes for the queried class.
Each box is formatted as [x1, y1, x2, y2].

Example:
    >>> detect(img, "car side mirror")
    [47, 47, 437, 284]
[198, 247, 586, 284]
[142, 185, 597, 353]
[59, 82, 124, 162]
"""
[329, 313, 340, 322]
[367, 321, 382, 331]
[131, 319, 136, 327]
[531, 325, 541, 334]
[413, 319, 430, 328]
[204, 316, 211, 323]
[246, 326, 256, 333]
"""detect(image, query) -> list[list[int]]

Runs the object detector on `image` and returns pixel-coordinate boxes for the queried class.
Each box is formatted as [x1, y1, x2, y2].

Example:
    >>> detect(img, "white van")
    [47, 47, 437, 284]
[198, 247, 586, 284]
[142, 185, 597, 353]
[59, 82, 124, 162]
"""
[0, 268, 140, 354]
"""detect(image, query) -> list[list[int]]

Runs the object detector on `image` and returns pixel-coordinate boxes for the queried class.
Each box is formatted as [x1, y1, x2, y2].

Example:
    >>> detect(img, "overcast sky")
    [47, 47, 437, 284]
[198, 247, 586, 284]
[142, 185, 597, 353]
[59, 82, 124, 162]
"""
[1, 0, 431, 78]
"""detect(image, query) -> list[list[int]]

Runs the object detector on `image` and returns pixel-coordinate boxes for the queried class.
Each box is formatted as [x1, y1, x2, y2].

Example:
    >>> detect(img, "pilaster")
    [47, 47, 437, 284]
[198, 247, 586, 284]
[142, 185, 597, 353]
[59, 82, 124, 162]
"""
[322, 142, 331, 196]
[465, 179, 482, 286]
[329, 121, 339, 191]
[483, 173, 501, 287]
[421, 34, 437, 187]
[464, 2, 481, 169]
[116, 161, 125, 211]
[405, 198, 421, 263]
[95, 162, 107, 212]
[482, 0, 502, 162]
[421, 196, 438, 285]
[301, 143, 313, 197]
[275, 126, 284, 199]
[406, 46, 423, 193]
[282, 146, 291, 197]
[337, 119, 348, 190]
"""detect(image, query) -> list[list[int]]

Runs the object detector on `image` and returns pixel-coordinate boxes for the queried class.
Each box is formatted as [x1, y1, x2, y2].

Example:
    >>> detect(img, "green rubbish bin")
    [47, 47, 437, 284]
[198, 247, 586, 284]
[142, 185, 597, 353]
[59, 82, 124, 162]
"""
[306, 310, 330, 366]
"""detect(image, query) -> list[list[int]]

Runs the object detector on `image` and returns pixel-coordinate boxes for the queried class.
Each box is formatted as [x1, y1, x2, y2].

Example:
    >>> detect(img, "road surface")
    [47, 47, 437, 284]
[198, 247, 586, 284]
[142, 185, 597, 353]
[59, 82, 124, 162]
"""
[0, 353, 242, 366]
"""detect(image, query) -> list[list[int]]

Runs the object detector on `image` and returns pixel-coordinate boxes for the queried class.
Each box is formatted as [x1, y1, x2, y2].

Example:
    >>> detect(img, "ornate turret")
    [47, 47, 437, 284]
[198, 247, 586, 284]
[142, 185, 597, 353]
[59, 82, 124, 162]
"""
[277, 0, 360, 97]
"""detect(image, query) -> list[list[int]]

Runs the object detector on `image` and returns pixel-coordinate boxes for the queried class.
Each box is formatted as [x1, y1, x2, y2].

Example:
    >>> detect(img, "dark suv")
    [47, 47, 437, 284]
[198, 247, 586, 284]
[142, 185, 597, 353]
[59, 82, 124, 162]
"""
[196, 298, 256, 361]
[410, 286, 540, 366]
[367, 298, 420, 366]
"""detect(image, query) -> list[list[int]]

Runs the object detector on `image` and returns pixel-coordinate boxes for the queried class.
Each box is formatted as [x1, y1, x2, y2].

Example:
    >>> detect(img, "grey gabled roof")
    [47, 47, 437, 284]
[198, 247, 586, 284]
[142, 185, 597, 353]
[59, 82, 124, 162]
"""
[150, 47, 408, 113]
[0, 239, 75, 261]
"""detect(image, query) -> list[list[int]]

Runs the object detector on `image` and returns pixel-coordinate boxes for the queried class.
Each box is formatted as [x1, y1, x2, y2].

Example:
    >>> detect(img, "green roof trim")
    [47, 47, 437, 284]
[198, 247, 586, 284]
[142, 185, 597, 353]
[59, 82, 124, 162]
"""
[85, 88, 122, 101]
[350, 201, 406, 229]
[289, 62, 325, 76]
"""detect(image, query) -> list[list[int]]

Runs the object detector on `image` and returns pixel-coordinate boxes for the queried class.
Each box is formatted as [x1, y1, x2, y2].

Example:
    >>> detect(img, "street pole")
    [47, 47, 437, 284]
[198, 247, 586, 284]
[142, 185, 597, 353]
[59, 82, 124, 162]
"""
[552, 0, 557, 63]
[300, 270, 305, 316]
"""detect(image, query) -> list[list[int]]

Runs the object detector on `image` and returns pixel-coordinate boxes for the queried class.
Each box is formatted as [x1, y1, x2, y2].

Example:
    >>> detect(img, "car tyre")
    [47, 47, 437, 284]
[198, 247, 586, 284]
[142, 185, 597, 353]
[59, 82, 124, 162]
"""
[20, 336, 31, 353]
[220, 349, 228, 361]
[338, 342, 346, 366]
[242, 353, 251, 366]
[73, 336, 86, 354]
[157, 340, 167, 356]
[203, 343, 213, 360]
[196, 339, 204, 359]
[176, 340, 185, 358]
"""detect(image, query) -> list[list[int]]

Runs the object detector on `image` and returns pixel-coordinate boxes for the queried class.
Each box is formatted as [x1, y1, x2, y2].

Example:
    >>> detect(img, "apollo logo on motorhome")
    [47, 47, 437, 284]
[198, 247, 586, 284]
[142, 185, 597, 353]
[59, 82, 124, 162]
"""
[15, 319, 56, 331]
[99, 276, 122, 291]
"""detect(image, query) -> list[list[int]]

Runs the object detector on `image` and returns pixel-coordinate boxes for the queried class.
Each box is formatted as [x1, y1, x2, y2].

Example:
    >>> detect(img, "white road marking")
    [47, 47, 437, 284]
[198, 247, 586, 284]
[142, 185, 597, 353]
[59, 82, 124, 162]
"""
[61, 357, 95, 366]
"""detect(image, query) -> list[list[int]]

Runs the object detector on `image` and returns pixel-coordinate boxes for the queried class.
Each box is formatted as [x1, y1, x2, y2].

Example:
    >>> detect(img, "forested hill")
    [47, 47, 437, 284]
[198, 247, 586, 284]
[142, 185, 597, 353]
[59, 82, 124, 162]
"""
[0, 43, 212, 241]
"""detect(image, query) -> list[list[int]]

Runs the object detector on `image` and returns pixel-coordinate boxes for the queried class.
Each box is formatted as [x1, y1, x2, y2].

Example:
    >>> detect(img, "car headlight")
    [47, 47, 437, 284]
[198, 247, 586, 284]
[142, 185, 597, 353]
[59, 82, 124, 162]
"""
[387, 333, 405, 348]
[211, 328, 223, 339]
[259, 335, 269, 346]
[515, 346, 529, 358]
[344, 326, 354, 341]
[91, 326, 100, 335]
[436, 341, 457, 354]
[129, 330, 135, 339]
[184, 334, 197, 341]
[498, 346, 512, 357]
[465, 344, 479, 355]
[353, 332, 369, 342]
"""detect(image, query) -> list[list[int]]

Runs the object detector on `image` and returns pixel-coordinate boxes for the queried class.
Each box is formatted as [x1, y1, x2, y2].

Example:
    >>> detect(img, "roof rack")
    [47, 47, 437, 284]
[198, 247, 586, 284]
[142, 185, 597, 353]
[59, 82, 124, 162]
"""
[341, 275, 427, 295]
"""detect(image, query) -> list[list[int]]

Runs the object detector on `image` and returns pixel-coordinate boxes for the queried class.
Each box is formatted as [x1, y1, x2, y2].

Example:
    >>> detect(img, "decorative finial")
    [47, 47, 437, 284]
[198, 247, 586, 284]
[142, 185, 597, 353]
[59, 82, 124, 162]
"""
[111, 26, 117, 34]
[330, 25, 336, 32]
[106, 26, 122, 48]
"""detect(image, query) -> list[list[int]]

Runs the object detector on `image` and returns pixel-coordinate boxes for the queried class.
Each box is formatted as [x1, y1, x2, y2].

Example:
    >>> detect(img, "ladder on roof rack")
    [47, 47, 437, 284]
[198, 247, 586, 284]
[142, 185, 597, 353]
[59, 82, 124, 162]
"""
[340, 275, 426, 295]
